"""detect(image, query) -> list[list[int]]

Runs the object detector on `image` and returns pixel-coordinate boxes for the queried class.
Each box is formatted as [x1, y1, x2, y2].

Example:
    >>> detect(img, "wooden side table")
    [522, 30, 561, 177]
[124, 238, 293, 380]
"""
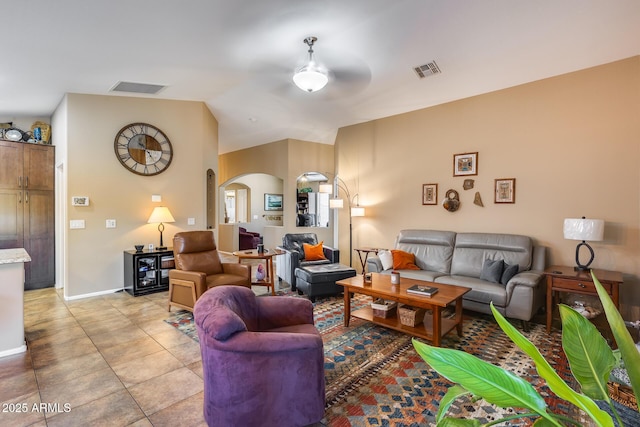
[232, 249, 283, 296]
[545, 265, 623, 333]
[354, 247, 380, 274]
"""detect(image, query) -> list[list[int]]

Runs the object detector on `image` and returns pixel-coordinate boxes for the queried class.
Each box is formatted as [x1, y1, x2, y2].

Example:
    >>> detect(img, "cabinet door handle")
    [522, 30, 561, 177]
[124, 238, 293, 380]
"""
[578, 283, 586, 288]
[25, 191, 28, 203]
[25, 176, 29, 188]
[18, 192, 22, 203]
[18, 176, 22, 188]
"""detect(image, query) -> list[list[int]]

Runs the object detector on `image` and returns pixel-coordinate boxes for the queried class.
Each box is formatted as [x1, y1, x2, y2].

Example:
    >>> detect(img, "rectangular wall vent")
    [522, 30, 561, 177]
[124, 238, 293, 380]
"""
[110, 81, 166, 94]
[413, 61, 441, 79]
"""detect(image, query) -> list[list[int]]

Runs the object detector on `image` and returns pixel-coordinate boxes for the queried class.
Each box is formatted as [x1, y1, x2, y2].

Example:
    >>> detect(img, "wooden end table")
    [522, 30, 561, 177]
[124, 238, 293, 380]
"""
[337, 273, 470, 347]
[232, 249, 283, 296]
[545, 265, 623, 333]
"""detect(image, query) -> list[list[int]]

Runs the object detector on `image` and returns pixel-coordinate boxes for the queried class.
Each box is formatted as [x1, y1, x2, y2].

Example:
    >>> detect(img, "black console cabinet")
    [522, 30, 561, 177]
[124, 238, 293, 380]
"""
[124, 248, 175, 296]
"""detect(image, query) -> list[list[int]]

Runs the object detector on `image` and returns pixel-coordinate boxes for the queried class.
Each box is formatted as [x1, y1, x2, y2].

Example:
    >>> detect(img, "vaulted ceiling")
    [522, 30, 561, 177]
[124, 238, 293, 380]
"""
[4, 1, 639, 153]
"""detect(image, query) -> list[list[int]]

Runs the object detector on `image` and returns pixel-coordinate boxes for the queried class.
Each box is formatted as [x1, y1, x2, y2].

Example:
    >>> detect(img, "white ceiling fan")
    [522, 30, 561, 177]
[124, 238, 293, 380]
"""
[292, 36, 329, 92]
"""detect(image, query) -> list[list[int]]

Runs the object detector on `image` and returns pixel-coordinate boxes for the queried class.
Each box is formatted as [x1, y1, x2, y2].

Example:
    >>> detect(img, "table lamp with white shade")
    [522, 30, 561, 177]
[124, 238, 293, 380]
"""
[563, 217, 604, 271]
[148, 206, 175, 250]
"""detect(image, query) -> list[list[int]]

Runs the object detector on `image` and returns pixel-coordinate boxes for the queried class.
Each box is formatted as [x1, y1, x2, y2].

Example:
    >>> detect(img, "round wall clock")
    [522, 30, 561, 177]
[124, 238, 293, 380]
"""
[114, 123, 173, 176]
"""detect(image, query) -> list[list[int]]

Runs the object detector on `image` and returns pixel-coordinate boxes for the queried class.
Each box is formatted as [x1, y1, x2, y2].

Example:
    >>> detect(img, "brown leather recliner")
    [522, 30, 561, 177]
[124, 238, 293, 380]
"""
[168, 231, 251, 312]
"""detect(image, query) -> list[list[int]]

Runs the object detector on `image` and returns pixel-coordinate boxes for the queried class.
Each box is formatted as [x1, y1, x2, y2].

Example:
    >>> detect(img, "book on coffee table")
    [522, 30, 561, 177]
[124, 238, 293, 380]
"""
[407, 284, 439, 297]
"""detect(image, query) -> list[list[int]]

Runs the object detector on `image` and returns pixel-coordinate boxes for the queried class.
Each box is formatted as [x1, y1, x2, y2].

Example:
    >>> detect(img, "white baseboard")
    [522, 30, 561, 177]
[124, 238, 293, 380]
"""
[64, 287, 123, 301]
[0, 343, 27, 358]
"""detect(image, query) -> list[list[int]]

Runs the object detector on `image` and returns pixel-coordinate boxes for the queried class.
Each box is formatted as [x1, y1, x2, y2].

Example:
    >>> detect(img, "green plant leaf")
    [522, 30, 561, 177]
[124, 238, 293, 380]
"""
[490, 303, 614, 427]
[559, 304, 615, 399]
[592, 271, 640, 407]
[437, 385, 471, 424]
[412, 339, 548, 412]
[438, 418, 481, 427]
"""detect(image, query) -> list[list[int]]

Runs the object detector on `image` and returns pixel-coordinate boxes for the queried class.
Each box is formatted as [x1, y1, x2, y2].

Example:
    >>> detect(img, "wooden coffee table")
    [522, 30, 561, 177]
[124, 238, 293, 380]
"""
[337, 273, 470, 346]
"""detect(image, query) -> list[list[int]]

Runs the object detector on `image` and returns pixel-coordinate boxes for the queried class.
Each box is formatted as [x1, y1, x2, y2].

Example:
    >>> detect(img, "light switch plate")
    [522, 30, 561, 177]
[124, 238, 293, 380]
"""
[70, 219, 85, 229]
[187, 217, 195, 225]
[106, 219, 116, 228]
[151, 194, 162, 202]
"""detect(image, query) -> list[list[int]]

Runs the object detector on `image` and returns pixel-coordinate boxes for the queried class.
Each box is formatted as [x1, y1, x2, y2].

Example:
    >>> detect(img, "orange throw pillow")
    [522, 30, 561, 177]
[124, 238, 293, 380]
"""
[391, 250, 420, 270]
[303, 241, 327, 261]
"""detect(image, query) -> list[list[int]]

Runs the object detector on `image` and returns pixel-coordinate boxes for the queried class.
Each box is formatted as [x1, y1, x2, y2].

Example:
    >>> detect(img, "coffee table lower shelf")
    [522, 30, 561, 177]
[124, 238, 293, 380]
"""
[351, 306, 459, 342]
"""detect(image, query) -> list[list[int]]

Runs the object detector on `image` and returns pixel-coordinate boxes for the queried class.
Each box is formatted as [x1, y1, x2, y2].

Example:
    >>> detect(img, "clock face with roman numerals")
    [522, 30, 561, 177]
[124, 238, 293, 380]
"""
[114, 123, 173, 176]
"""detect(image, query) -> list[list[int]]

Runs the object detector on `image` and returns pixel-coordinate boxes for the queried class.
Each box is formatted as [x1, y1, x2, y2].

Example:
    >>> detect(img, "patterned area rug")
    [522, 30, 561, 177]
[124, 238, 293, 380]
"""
[164, 295, 600, 426]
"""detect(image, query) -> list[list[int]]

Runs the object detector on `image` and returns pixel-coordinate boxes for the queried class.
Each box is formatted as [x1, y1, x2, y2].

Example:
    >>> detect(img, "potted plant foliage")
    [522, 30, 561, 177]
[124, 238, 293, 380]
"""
[413, 272, 640, 426]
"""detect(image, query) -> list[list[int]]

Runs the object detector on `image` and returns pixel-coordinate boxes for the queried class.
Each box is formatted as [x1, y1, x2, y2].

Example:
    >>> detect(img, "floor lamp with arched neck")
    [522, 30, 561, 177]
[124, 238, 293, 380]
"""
[319, 177, 365, 267]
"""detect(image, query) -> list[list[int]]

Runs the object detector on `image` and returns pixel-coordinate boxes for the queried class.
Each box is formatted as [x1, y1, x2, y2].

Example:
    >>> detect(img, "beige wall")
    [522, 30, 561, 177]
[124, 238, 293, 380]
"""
[335, 56, 640, 318]
[54, 94, 218, 298]
[219, 138, 335, 245]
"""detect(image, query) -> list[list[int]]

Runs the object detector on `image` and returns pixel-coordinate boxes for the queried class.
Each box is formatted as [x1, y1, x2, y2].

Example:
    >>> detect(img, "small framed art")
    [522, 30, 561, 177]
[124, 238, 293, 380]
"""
[422, 184, 437, 205]
[494, 178, 516, 203]
[264, 193, 283, 211]
[453, 152, 478, 176]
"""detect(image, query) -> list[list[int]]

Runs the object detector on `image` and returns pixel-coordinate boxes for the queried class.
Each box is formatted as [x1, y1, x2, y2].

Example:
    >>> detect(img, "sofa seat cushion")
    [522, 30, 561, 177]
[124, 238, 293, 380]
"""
[381, 269, 447, 282]
[300, 259, 332, 268]
[434, 275, 507, 307]
[207, 273, 252, 288]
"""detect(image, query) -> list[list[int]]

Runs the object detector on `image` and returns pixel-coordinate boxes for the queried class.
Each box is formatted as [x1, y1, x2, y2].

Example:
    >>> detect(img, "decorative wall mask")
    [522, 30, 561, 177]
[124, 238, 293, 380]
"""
[442, 189, 460, 212]
[474, 192, 484, 207]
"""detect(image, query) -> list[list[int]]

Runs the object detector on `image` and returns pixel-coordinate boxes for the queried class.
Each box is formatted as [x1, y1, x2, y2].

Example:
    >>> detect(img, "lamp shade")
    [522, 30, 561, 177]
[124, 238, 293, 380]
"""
[350, 206, 365, 217]
[329, 198, 344, 209]
[563, 218, 604, 241]
[148, 206, 175, 224]
[293, 65, 328, 92]
[318, 183, 333, 194]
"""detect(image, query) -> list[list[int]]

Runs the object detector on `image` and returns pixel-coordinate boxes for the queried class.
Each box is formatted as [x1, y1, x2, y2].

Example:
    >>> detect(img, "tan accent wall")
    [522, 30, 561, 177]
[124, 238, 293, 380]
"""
[219, 139, 335, 245]
[335, 56, 640, 318]
[56, 94, 218, 298]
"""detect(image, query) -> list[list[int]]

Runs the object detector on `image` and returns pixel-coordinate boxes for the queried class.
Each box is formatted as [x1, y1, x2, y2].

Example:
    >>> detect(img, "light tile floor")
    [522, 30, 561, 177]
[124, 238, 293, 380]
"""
[0, 269, 293, 427]
[1, 287, 207, 427]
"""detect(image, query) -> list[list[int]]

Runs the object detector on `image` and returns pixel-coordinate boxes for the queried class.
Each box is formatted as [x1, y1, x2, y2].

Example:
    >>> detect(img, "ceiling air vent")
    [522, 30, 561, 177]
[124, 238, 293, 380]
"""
[413, 61, 441, 79]
[110, 81, 166, 95]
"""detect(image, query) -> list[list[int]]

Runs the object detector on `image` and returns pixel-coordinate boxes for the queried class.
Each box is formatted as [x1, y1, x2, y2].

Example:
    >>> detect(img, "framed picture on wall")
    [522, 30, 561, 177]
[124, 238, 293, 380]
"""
[453, 152, 478, 176]
[422, 184, 438, 205]
[264, 193, 283, 211]
[494, 178, 516, 203]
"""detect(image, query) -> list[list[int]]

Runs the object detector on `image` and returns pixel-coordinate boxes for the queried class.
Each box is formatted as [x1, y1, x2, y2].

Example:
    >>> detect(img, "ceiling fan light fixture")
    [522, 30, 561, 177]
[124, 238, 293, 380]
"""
[293, 36, 329, 92]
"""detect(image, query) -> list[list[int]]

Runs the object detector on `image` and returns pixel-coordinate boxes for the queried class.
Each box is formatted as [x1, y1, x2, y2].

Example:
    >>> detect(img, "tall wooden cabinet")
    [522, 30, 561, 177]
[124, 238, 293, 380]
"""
[0, 140, 55, 289]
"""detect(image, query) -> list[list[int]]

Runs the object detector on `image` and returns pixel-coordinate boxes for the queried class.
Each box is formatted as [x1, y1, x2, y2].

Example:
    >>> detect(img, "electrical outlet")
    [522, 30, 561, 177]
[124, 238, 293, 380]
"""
[106, 219, 116, 228]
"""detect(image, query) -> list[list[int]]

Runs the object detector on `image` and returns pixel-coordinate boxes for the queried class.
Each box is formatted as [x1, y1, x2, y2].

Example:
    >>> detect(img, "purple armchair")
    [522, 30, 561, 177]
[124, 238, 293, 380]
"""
[194, 286, 325, 427]
[239, 226, 261, 250]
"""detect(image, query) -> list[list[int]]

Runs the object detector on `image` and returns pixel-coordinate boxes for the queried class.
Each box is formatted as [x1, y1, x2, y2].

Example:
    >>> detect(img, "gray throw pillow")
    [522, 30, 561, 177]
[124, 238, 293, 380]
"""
[480, 259, 504, 284]
[501, 263, 519, 285]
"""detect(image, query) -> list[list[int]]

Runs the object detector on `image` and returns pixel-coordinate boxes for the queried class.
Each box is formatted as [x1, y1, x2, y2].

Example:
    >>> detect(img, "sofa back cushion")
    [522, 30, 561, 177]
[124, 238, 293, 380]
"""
[451, 233, 532, 278]
[394, 230, 456, 273]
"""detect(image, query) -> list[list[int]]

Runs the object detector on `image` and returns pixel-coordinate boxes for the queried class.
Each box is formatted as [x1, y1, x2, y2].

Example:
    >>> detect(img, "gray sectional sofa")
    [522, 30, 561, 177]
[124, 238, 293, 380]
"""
[366, 229, 546, 329]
